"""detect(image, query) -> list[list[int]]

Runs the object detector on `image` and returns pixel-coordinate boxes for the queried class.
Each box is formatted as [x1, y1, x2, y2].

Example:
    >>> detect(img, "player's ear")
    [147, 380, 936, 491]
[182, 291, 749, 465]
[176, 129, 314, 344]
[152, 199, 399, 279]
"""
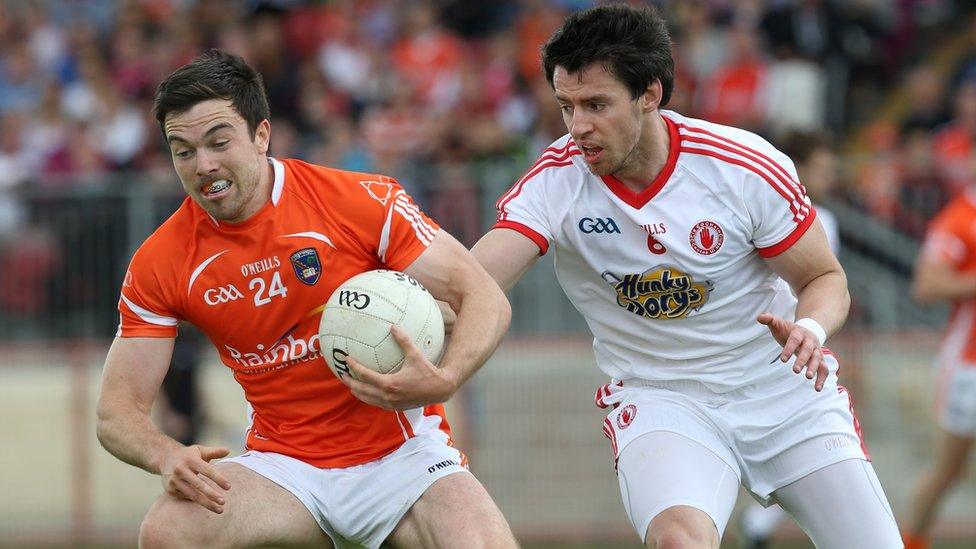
[640, 80, 663, 112]
[254, 119, 271, 154]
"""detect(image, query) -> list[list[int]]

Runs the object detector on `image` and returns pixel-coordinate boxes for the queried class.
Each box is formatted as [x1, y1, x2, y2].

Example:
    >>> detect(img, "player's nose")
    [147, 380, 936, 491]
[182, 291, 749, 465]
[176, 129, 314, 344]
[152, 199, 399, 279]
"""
[569, 111, 594, 139]
[195, 150, 220, 176]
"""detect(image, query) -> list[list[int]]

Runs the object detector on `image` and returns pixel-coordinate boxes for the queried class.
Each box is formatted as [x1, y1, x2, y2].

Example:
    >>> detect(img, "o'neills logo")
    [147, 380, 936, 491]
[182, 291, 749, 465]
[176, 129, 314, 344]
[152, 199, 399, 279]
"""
[690, 220, 724, 255]
[617, 404, 637, 429]
[601, 265, 712, 320]
[225, 333, 321, 372]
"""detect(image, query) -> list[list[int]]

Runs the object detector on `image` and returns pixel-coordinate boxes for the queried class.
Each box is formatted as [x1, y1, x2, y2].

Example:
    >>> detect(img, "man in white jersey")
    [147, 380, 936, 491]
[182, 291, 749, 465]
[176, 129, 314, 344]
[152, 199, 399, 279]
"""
[470, 5, 901, 548]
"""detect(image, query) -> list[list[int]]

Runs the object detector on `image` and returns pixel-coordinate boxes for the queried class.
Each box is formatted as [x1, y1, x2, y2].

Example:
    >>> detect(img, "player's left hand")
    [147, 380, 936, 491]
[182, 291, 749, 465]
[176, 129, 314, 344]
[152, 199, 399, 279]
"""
[757, 312, 828, 392]
[339, 326, 459, 410]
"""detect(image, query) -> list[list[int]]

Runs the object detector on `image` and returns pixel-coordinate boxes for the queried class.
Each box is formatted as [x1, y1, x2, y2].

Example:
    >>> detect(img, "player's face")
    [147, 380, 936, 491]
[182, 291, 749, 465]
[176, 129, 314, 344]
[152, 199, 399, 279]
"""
[553, 64, 646, 177]
[164, 99, 271, 223]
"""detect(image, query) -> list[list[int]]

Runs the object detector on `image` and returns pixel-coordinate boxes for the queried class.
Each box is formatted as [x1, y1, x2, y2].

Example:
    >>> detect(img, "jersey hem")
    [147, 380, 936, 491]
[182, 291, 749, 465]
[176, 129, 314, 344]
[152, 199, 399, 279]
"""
[493, 221, 549, 255]
[757, 208, 817, 258]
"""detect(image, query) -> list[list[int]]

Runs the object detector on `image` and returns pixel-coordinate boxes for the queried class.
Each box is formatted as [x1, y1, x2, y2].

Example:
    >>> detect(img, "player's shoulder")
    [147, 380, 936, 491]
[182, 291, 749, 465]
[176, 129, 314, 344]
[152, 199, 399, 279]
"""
[134, 197, 198, 262]
[666, 110, 797, 195]
[279, 158, 401, 206]
[932, 191, 976, 229]
[522, 135, 586, 185]
[667, 110, 791, 171]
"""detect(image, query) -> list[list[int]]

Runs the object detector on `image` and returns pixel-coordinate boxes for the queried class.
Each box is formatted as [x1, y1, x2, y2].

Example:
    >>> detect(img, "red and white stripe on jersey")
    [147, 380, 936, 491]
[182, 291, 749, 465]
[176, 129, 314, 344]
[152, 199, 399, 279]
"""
[496, 140, 581, 220]
[676, 123, 811, 223]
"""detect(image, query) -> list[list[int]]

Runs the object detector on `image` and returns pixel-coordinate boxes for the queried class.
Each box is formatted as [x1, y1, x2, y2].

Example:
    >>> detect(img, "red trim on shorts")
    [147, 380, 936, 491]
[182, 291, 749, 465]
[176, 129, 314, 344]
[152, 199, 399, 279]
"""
[492, 221, 549, 254]
[838, 385, 871, 461]
[602, 417, 619, 469]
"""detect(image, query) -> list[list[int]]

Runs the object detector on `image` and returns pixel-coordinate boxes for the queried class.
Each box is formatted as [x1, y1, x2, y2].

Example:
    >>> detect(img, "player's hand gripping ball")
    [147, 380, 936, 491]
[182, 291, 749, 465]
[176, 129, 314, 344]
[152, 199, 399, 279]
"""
[319, 269, 444, 379]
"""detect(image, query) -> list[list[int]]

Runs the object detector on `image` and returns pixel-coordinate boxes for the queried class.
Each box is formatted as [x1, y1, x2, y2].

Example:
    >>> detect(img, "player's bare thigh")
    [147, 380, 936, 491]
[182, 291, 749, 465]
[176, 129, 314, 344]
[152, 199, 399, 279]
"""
[386, 471, 517, 549]
[139, 462, 332, 548]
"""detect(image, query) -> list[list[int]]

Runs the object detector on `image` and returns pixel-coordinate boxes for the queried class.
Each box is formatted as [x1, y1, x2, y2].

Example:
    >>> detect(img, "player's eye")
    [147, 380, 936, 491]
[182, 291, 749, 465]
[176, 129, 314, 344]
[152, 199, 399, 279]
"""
[174, 149, 193, 159]
[213, 140, 230, 149]
[590, 103, 605, 112]
[559, 105, 573, 114]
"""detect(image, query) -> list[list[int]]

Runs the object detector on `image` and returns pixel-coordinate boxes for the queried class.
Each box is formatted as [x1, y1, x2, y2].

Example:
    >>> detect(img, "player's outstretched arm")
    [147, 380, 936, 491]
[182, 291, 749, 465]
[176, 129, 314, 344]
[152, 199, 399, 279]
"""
[471, 228, 542, 292]
[761, 220, 850, 391]
[911, 250, 976, 304]
[97, 336, 231, 513]
[341, 230, 512, 409]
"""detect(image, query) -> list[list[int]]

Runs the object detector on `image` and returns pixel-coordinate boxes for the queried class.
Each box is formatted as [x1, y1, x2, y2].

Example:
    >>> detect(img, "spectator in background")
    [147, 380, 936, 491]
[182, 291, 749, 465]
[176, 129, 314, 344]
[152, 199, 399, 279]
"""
[932, 81, 976, 195]
[696, 22, 768, 133]
[903, 183, 976, 549]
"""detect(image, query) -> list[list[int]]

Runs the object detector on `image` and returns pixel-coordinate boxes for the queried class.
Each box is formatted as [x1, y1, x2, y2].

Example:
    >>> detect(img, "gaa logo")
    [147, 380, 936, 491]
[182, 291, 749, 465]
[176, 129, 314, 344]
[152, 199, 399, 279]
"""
[204, 284, 245, 305]
[337, 290, 370, 310]
[616, 404, 637, 429]
[578, 217, 621, 234]
[689, 220, 724, 255]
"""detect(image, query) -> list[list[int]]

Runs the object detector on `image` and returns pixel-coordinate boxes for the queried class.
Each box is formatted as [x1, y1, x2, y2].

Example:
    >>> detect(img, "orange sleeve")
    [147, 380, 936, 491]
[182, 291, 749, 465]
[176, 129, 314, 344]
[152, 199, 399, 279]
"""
[922, 202, 974, 269]
[381, 188, 440, 271]
[116, 239, 182, 338]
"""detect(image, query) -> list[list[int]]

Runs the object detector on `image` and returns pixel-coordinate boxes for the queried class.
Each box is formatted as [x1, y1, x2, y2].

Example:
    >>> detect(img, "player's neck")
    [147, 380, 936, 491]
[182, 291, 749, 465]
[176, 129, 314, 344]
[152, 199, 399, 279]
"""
[610, 115, 670, 192]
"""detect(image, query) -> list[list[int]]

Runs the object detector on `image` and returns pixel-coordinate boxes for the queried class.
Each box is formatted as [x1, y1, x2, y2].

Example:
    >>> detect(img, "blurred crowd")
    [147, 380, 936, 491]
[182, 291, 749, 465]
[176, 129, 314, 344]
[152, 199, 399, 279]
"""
[1, 0, 976, 327]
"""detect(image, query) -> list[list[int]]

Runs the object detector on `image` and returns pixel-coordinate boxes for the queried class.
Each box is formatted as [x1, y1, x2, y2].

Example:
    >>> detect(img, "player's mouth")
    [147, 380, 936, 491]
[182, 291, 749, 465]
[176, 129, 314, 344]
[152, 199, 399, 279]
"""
[581, 145, 604, 163]
[201, 179, 232, 199]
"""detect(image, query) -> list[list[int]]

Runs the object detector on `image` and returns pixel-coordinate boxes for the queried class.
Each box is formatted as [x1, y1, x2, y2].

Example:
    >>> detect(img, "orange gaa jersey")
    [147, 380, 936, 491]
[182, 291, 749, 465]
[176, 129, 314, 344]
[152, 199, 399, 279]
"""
[117, 158, 454, 467]
[920, 191, 976, 363]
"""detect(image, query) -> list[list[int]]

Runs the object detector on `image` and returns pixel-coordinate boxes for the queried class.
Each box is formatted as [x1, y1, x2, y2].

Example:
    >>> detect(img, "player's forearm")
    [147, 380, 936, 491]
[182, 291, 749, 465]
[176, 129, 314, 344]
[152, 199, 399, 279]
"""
[96, 401, 182, 475]
[793, 269, 850, 340]
[912, 271, 976, 304]
[439, 283, 511, 389]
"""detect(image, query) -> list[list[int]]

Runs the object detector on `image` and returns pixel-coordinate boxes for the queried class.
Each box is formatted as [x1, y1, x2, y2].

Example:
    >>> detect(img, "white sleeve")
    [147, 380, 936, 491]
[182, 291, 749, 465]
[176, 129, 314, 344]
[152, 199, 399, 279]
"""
[743, 149, 816, 258]
[493, 153, 570, 255]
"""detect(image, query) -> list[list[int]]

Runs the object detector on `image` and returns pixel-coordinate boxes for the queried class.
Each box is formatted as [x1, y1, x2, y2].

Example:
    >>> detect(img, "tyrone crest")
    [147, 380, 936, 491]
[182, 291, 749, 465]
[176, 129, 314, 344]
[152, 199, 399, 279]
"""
[359, 178, 394, 206]
[617, 404, 637, 429]
[689, 220, 724, 255]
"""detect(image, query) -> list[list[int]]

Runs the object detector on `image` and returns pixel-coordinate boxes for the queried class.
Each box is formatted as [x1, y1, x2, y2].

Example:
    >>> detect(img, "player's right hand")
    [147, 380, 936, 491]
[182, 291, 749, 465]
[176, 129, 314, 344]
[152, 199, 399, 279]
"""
[160, 445, 231, 514]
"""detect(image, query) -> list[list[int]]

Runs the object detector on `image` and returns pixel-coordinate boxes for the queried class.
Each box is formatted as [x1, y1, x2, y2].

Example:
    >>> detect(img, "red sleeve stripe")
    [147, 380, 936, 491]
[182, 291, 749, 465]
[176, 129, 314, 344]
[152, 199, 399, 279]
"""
[496, 141, 580, 214]
[756, 208, 816, 257]
[496, 158, 579, 221]
[492, 220, 549, 254]
[680, 134, 809, 216]
[680, 145, 809, 222]
[677, 123, 808, 199]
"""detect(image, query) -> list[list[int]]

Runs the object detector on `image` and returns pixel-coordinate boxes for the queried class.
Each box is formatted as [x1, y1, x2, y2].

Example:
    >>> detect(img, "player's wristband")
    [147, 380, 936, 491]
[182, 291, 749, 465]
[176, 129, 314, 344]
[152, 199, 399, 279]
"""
[795, 317, 827, 347]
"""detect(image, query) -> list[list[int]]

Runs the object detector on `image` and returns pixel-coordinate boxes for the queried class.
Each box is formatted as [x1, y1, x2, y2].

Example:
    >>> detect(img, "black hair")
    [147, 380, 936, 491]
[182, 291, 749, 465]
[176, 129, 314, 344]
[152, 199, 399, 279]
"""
[152, 49, 270, 138]
[541, 3, 674, 105]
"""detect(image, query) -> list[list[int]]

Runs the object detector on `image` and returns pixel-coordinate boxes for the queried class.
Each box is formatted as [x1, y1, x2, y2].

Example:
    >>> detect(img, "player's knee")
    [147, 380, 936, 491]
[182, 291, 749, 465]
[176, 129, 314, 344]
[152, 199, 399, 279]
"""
[461, 516, 518, 549]
[139, 498, 216, 549]
[646, 508, 718, 549]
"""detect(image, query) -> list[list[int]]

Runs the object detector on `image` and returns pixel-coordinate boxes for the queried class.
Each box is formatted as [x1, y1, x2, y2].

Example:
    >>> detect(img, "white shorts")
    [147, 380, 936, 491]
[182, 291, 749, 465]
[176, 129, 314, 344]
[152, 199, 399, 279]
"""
[598, 352, 868, 507]
[222, 434, 468, 549]
[937, 358, 976, 435]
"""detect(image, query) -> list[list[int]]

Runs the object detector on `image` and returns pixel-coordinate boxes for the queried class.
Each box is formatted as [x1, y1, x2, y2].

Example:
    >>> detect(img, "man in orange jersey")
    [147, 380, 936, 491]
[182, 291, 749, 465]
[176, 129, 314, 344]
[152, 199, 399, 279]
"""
[903, 189, 976, 549]
[95, 49, 515, 549]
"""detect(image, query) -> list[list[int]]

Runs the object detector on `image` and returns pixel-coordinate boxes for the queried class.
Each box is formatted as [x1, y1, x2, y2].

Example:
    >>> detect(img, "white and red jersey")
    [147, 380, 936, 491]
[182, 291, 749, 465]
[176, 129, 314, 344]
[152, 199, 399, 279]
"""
[117, 158, 453, 467]
[495, 110, 816, 391]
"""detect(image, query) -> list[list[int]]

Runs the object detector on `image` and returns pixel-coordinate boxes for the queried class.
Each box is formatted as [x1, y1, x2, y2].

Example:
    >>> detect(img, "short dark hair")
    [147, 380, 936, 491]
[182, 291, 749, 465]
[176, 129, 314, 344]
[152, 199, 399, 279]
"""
[542, 4, 674, 106]
[152, 49, 270, 138]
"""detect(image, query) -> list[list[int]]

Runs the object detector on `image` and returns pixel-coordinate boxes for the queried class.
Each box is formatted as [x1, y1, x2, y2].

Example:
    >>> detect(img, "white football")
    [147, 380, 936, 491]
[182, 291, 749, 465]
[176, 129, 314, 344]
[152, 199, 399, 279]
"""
[319, 269, 444, 379]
